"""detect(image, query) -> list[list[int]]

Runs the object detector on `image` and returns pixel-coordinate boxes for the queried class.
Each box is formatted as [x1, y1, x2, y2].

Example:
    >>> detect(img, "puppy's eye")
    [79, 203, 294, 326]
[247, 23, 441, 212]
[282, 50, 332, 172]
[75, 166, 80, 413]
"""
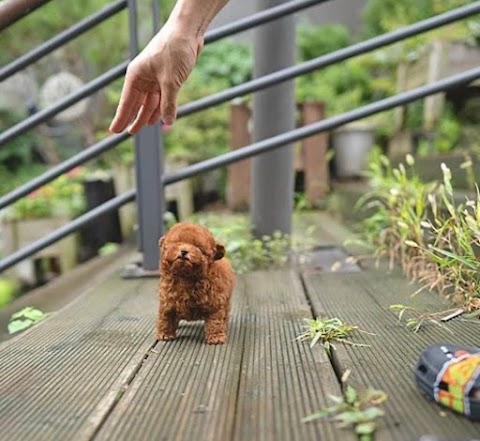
[194, 246, 210, 257]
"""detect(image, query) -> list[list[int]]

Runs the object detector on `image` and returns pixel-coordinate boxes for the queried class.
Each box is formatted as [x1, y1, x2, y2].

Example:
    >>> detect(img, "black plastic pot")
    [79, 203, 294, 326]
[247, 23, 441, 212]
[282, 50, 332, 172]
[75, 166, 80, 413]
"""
[78, 176, 122, 261]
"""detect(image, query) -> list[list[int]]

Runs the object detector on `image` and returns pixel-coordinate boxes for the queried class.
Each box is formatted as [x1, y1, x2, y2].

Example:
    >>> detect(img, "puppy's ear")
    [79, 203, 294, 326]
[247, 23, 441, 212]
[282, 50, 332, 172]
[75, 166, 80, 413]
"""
[158, 236, 165, 248]
[213, 243, 225, 260]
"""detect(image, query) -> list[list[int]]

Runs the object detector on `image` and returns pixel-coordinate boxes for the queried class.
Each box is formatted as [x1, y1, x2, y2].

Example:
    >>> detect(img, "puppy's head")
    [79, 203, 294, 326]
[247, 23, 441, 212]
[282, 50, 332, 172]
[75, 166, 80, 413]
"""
[159, 223, 225, 278]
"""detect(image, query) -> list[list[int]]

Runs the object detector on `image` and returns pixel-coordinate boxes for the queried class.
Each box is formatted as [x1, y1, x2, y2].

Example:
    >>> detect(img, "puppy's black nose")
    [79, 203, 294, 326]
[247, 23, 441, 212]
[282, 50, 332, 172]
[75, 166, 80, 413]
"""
[180, 249, 188, 257]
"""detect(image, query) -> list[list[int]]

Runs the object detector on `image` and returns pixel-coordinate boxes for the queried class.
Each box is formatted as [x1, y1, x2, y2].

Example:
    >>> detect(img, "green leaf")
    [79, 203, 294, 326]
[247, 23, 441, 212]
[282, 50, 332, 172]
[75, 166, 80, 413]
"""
[389, 304, 405, 310]
[23, 308, 44, 321]
[356, 421, 377, 435]
[345, 385, 358, 405]
[429, 247, 477, 270]
[361, 407, 385, 420]
[301, 409, 333, 423]
[328, 394, 345, 405]
[8, 319, 33, 334]
[11, 307, 35, 320]
[310, 332, 323, 348]
[99, 242, 120, 256]
[11, 306, 44, 322]
[335, 410, 363, 425]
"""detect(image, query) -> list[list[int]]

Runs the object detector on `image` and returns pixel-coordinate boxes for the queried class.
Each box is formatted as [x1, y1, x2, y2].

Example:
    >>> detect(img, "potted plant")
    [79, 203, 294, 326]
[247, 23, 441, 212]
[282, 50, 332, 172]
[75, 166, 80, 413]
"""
[297, 54, 394, 179]
[1, 168, 86, 285]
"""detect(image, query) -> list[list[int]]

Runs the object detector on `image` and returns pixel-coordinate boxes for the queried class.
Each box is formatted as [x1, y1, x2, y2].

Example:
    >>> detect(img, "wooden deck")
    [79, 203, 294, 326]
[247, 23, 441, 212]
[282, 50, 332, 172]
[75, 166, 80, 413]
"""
[0, 213, 478, 441]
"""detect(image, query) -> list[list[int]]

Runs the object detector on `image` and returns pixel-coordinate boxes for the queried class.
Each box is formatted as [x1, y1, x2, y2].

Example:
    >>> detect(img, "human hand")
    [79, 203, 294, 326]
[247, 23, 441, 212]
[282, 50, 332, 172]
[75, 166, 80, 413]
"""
[109, 26, 203, 135]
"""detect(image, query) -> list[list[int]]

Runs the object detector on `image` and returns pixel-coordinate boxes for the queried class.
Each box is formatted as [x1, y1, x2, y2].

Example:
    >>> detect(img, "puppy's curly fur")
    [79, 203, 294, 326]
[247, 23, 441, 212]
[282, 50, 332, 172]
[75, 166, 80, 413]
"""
[157, 222, 235, 344]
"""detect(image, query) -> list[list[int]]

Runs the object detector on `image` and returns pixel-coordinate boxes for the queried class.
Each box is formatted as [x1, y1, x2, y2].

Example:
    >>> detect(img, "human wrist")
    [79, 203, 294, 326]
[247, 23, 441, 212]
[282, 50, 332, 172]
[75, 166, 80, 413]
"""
[166, 0, 228, 39]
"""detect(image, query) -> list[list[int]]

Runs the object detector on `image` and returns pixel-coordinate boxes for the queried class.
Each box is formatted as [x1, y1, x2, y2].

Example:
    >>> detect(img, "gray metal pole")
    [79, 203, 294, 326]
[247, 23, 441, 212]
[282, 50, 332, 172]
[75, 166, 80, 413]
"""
[251, 0, 295, 238]
[128, 0, 164, 271]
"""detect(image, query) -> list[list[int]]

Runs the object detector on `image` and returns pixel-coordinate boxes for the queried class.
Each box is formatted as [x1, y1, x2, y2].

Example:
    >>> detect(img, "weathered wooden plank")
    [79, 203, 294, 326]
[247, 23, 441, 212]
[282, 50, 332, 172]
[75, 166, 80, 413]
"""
[232, 270, 352, 441]
[0, 274, 157, 441]
[293, 211, 353, 247]
[94, 279, 247, 441]
[95, 270, 348, 441]
[303, 269, 480, 441]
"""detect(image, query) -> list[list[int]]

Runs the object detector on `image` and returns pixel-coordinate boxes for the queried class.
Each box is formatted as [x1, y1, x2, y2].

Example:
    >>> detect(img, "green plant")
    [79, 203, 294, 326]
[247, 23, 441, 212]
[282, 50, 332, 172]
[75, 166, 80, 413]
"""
[356, 149, 431, 269]
[303, 382, 387, 441]
[0, 164, 49, 198]
[389, 304, 456, 333]
[4, 168, 86, 221]
[99, 242, 120, 256]
[417, 105, 462, 155]
[294, 192, 313, 211]
[0, 278, 18, 308]
[362, 0, 477, 55]
[357, 149, 480, 312]
[0, 0, 128, 73]
[297, 317, 371, 353]
[163, 73, 231, 163]
[8, 307, 47, 334]
[297, 55, 395, 118]
[225, 230, 291, 274]
[195, 39, 252, 87]
[297, 23, 350, 62]
[186, 213, 317, 274]
[404, 163, 480, 308]
[0, 109, 35, 172]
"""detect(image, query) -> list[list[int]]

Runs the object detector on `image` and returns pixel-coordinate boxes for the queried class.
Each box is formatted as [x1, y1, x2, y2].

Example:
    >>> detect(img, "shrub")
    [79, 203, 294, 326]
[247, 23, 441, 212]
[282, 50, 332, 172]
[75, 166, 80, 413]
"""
[357, 149, 480, 311]
[4, 168, 86, 221]
[297, 23, 350, 62]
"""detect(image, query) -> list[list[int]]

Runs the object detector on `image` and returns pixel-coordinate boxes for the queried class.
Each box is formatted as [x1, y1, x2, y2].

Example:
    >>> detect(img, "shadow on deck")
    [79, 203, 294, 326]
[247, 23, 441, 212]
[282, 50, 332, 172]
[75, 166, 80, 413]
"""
[0, 213, 478, 441]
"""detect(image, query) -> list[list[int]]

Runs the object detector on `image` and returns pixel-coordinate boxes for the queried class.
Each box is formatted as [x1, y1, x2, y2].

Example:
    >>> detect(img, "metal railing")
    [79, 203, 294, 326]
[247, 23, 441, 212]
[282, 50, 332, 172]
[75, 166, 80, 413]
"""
[1, 0, 480, 274]
[0, 0, 53, 31]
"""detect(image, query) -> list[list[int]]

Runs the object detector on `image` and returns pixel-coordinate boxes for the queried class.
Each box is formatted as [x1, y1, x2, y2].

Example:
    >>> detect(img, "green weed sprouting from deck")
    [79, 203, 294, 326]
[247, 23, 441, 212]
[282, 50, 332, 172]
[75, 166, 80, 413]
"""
[389, 304, 456, 333]
[186, 213, 318, 274]
[303, 379, 388, 441]
[297, 317, 370, 353]
[356, 149, 480, 315]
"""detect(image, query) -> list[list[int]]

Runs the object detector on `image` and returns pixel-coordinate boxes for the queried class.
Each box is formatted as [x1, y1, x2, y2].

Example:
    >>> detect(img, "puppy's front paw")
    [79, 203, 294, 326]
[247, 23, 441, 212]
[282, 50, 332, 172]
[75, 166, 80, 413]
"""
[206, 334, 227, 345]
[157, 331, 176, 341]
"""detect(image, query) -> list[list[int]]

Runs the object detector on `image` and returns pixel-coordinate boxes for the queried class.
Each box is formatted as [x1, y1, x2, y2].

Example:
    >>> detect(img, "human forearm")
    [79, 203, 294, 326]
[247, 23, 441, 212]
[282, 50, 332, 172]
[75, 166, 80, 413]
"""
[166, 0, 229, 38]
[109, 0, 229, 133]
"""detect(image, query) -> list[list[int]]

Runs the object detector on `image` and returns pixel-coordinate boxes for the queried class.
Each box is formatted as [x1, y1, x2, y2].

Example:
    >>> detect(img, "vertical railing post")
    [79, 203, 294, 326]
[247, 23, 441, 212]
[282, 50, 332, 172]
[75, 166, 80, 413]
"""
[251, 0, 296, 238]
[127, 0, 164, 272]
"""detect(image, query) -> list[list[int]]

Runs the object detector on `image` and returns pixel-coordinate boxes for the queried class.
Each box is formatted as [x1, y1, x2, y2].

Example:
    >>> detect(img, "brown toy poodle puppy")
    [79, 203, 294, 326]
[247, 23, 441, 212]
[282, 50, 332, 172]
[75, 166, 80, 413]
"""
[157, 222, 235, 344]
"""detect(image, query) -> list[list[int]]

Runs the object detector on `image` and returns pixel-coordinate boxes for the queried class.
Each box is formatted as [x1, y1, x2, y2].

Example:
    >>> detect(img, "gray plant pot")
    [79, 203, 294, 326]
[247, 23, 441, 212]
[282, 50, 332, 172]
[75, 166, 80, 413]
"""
[333, 125, 375, 178]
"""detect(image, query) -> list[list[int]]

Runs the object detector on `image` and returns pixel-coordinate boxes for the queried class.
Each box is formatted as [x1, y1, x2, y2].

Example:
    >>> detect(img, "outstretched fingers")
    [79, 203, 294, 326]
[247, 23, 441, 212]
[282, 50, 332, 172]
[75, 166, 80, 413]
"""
[128, 92, 160, 134]
[148, 99, 163, 126]
[109, 76, 144, 134]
